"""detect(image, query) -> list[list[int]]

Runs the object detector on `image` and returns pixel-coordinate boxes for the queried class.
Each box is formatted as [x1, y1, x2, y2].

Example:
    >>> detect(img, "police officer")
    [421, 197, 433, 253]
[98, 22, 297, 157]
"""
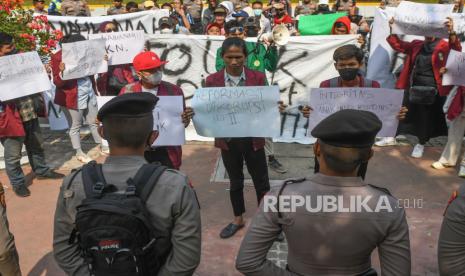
[53, 93, 201, 275]
[236, 109, 411, 275]
[0, 183, 22, 276]
[438, 184, 465, 275]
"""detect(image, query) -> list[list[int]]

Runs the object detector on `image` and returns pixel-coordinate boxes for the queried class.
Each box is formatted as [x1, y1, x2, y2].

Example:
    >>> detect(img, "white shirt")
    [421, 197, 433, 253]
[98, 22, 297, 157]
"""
[142, 86, 159, 96]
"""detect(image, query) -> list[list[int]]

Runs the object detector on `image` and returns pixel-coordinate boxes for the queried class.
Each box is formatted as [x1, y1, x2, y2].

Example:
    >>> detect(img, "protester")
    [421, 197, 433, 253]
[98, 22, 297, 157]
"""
[126, 1, 139, 13]
[119, 51, 193, 170]
[387, 17, 461, 158]
[143, 0, 157, 10]
[232, 10, 250, 23]
[0, 182, 21, 275]
[53, 93, 201, 276]
[186, 0, 204, 34]
[206, 22, 222, 35]
[219, 0, 235, 22]
[300, 45, 407, 179]
[331, 16, 352, 34]
[251, 1, 272, 34]
[0, 32, 64, 197]
[197, 37, 274, 239]
[96, 22, 136, 96]
[51, 34, 105, 163]
[32, 0, 47, 14]
[202, 0, 219, 28]
[438, 183, 465, 275]
[333, 0, 359, 15]
[60, 0, 91, 16]
[212, 6, 228, 34]
[294, 0, 317, 16]
[266, 0, 292, 16]
[236, 109, 411, 275]
[107, 0, 125, 15]
[161, 2, 173, 12]
[271, 2, 295, 34]
[172, 0, 193, 31]
[48, 0, 63, 14]
[432, 82, 465, 177]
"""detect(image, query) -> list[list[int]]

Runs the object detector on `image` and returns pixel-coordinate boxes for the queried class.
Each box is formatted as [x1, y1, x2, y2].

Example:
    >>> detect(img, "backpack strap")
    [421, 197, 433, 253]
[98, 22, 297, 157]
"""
[129, 163, 168, 203]
[328, 77, 340, 88]
[277, 178, 306, 219]
[81, 161, 107, 199]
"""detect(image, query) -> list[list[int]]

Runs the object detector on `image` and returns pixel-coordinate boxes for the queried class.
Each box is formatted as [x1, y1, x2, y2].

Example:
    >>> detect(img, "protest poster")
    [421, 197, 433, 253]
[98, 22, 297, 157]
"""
[307, 88, 404, 137]
[89, 30, 145, 66]
[46, 10, 169, 37]
[298, 13, 346, 36]
[191, 86, 281, 138]
[0, 51, 52, 101]
[96, 96, 185, 146]
[147, 34, 357, 144]
[62, 39, 108, 80]
[443, 49, 465, 86]
[392, 1, 454, 38]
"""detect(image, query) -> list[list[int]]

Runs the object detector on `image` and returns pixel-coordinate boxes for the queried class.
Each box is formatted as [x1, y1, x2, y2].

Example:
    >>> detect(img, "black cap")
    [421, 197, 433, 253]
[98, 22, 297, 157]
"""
[97, 93, 158, 121]
[311, 109, 382, 148]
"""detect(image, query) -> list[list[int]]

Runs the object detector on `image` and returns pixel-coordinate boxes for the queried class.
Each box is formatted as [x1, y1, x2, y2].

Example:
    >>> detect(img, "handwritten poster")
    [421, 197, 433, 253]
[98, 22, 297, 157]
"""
[308, 88, 404, 137]
[443, 50, 465, 86]
[392, 1, 454, 38]
[97, 95, 185, 146]
[0, 51, 52, 101]
[89, 30, 145, 65]
[43, 86, 69, 130]
[62, 39, 108, 80]
[191, 86, 281, 138]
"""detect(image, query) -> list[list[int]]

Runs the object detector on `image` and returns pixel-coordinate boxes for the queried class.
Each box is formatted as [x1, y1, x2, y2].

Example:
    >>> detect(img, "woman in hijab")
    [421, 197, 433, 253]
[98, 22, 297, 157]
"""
[219, 0, 235, 22]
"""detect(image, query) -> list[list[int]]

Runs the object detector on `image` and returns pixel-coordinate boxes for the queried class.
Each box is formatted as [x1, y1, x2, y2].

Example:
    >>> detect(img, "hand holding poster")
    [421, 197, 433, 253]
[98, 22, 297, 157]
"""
[62, 39, 108, 80]
[0, 51, 52, 101]
[307, 88, 404, 137]
[97, 96, 185, 146]
[191, 86, 281, 138]
[89, 30, 145, 66]
[392, 1, 454, 38]
[443, 50, 465, 86]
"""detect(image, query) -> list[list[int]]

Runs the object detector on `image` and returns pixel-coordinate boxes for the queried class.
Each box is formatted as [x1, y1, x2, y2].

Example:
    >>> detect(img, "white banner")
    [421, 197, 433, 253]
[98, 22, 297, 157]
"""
[43, 86, 69, 130]
[46, 10, 169, 37]
[62, 39, 108, 80]
[89, 30, 145, 66]
[96, 95, 185, 146]
[192, 86, 280, 138]
[0, 51, 52, 101]
[308, 88, 405, 137]
[147, 34, 357, 143]
[444, 49, 465, 86]
[392, 1, 454, 38]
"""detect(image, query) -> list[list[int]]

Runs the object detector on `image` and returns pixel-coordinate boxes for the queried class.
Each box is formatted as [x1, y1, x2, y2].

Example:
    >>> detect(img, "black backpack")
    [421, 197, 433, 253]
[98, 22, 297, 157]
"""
[69, 161, 172, 276]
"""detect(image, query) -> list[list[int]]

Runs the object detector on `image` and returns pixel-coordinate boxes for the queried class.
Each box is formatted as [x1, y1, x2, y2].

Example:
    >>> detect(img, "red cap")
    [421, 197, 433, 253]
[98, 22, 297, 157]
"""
[133, 51, 167, 71]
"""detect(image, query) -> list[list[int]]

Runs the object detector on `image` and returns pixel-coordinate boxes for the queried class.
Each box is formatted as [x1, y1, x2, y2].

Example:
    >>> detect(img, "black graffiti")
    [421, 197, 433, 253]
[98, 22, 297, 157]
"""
[51, 19, 150, 36]
[154, 44, 193, 75]
[176, 79, 199, 100]
[280, 111, 308, 138]
[203, 40, 212, 75]
[272, 46, 308, 88]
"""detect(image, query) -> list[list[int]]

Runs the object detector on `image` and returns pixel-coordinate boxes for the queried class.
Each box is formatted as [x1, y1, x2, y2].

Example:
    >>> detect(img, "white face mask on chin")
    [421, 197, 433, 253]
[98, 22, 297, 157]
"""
[161, 28, 173, 34]
[143, 71, 163, 85]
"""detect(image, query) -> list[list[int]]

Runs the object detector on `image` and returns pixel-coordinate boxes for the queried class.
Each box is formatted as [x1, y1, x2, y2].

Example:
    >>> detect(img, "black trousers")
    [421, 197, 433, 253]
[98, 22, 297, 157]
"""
[221, 138, 270, 217]
[314, 158, 368, 180]
[144, 147, 174, 169]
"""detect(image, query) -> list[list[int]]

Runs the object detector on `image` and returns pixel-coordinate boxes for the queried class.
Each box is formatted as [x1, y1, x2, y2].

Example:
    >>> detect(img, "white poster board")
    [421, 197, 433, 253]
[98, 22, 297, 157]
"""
[0, 51, 52, 101]
[443, 49, 465, 86]
[62, 39, 108, 80]
[191, 86, 281, 138]
[43, 86, 69, 130]
[392, 1, 454, 38]
[308, 88, 405, 137]
[89, 30, 145, 66]
[96, 95, 185, 146]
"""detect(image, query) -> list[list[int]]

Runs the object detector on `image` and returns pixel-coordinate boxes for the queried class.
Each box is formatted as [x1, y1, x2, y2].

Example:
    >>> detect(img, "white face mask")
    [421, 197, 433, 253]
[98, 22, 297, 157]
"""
[143, 71, 163, 85]
[160, 28, 173, 34]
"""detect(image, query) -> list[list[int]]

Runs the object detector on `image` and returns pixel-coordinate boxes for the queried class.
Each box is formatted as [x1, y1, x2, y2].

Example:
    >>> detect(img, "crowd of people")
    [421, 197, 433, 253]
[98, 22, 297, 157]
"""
[1, 0, 465, 275]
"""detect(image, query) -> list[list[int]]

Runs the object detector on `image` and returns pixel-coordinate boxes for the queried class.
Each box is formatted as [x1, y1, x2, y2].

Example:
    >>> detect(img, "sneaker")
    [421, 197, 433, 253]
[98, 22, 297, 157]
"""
[411, 144, 424, 159]
[375, 137, 397, 147]
[100, 145, 110, 156]
[76, 153, 93, 164]
[268, 157, 288, 174]
[459, 166, 465, 178]
[37, 170, 65, 180]
[13, 185, 30, 197]
[431, 161, 449, 170]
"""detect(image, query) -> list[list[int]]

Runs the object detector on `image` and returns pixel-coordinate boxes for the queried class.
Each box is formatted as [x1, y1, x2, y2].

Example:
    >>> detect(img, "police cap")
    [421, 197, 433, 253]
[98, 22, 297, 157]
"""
[97, 93, 158, 121]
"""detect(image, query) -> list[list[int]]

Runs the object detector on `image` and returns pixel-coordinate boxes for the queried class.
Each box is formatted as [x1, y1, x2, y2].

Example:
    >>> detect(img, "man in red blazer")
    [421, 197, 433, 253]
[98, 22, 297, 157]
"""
[119, 51, 194, 170]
